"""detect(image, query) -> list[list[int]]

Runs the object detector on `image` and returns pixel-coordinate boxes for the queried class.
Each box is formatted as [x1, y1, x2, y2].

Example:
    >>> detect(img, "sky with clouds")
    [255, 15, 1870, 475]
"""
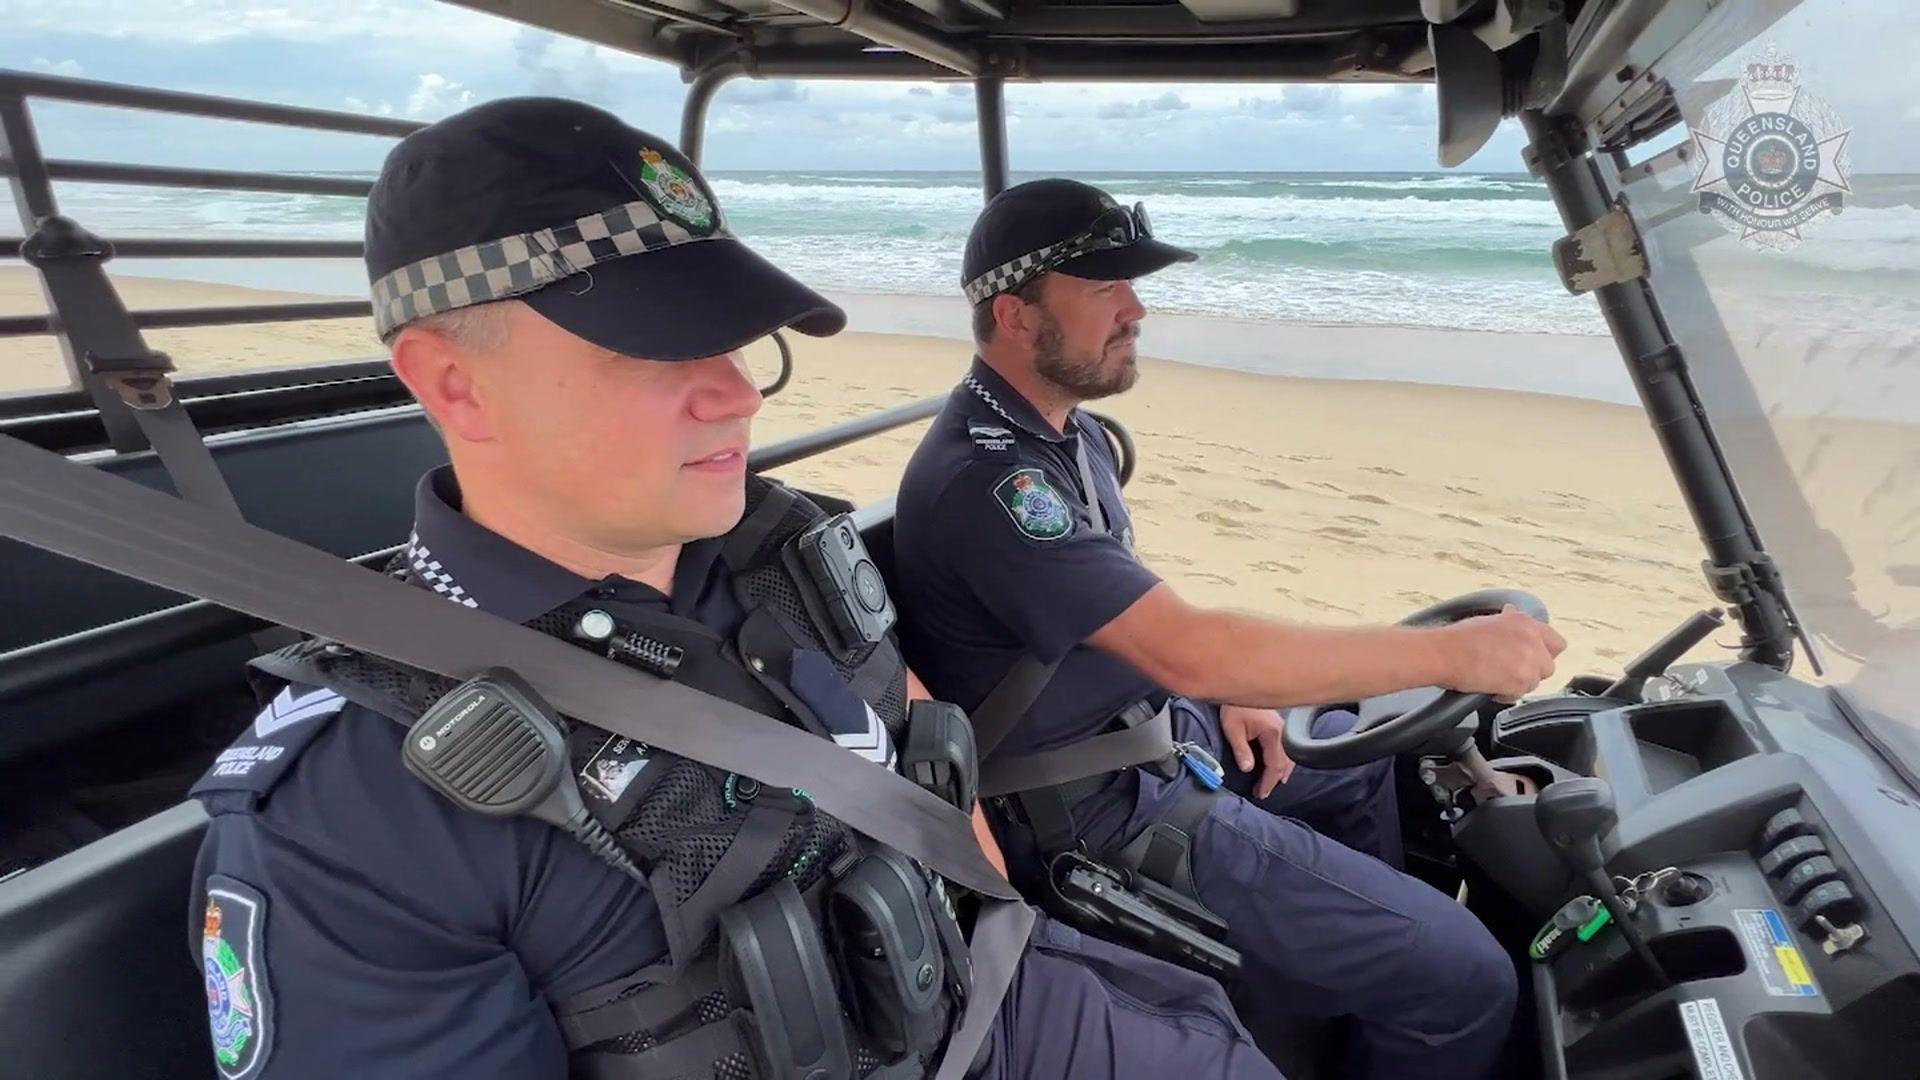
[2, 0, 1913, 174]
[0, 0, 1530, 173]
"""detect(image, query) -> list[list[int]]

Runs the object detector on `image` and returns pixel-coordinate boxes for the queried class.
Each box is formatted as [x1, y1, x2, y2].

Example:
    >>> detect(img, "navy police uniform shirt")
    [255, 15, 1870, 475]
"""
[894, 358, 1163, 757]
[189, 466, 752, 1079]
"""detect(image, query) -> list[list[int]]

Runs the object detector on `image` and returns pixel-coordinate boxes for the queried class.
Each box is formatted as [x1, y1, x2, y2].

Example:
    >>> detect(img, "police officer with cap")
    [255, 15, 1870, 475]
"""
[893, 178, 1569, 1079]
[188, 104, 1283, 1078]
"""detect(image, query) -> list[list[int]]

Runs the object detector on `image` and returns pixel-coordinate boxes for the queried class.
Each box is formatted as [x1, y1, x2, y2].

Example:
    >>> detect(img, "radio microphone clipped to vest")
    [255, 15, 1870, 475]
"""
[402, 667, 649, 887]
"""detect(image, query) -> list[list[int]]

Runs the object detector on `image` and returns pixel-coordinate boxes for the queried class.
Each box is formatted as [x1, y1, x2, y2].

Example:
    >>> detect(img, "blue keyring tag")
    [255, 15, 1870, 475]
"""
[1176, 743, 1225, 791]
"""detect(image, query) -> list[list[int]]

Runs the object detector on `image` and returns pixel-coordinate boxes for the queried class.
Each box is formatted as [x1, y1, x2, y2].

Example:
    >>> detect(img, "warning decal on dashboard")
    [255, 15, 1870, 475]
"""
[1679, 998, 1746, 1080]
[1734, 908, 1821, 997]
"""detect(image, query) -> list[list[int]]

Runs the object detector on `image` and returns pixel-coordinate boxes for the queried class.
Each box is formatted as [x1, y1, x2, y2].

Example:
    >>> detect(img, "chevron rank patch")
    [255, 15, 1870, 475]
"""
[203, 876, 274, 1080]
[993, 468, 1072, 541]
[788, 649, 895, 768]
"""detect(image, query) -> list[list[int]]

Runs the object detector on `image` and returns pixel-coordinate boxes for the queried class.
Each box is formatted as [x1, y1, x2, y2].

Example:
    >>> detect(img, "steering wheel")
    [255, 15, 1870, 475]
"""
[1280, 589, 1550, 769]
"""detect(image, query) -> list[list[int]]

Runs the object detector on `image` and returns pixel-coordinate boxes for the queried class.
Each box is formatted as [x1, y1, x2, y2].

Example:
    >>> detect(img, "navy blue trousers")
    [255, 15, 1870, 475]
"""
[988, 912, 1284, 1079]
[1017, 702, 1517, 1080]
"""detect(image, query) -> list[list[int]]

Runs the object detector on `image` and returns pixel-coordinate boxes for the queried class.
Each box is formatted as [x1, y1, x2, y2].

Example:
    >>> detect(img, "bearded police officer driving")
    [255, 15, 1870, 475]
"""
[186, 102, 1285, 1080]
[892, 179, 1570, 1079]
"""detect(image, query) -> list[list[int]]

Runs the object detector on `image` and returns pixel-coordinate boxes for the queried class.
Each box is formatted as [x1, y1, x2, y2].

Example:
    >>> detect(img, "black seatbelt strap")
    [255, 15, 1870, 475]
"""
[22, 217, 242, 518]
[979, 705, 1173, 798]
[968, 654, 1058, 759]
[0, 432, 1033, 1077]
[1072, 430, 1107, 535]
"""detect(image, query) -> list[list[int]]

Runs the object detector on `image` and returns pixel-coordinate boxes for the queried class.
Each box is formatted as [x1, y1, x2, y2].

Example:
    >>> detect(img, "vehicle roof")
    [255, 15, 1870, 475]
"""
[448, 0, 1456, 84]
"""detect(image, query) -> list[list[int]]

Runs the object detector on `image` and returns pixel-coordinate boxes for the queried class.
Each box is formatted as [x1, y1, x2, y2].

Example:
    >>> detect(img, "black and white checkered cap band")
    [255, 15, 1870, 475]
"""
[371, 198, 730, 337]
[962, 237, 1081, 306]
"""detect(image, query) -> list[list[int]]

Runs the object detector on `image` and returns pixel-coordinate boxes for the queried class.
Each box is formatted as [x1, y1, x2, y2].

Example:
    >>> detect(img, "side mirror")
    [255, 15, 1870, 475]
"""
[1431, 22, 1506, 167]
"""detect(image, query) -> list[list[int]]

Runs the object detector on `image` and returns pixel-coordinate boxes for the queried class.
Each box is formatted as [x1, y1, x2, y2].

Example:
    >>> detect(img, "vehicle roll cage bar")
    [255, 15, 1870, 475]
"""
[0, 0, 1817, 674]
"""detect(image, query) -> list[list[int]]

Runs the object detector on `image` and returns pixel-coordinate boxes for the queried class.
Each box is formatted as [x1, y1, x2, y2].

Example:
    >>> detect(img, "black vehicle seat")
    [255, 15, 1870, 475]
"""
[0, 801, 215, 1079]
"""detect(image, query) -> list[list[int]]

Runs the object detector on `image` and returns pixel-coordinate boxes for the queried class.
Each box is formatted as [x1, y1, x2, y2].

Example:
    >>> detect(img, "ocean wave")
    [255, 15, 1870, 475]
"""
[708, 178, 983, 209]
[1195, 235, 1548, 269]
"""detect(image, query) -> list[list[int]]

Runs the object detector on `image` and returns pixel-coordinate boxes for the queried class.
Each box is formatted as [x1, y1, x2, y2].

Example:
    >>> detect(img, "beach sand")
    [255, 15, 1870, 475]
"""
[1, 268, 1724, 681]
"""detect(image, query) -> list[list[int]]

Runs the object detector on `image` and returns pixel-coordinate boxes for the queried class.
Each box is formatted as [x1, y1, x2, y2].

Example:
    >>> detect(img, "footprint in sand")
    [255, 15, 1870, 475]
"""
[1139, 472, 1176, 486]
[1197, 510, 1248, 529]
[1446, 484, 1482, 496]
[1434, 551, 1493, 571]
[1348, 493, 1392, 506]
[1569, 617, 1623, 632]
[1563, 570, 1612, 585]
[1255, 478, 1293, 490]
[1189, 572, 1239, 587]
[1595, 647, 1625, 660]
[1439, 512, 1482, 528]
[1503, 515, 1543, 528]
[1173, 463, 1208, 474]
[1337, 515, 1381, 527]
[1315, 526, 1368, 543]
[1308, 481, 1345, 493]
[1216, 498, 1261, 512]
[1250, 560, 1303, 575]
[1301, 596, 1361, 616]
[1364, 466, 1407, 477]
[1397, 590, 1440, 606]
[1572, 548, 1621, 562]
[1144, 551, 1194, 566]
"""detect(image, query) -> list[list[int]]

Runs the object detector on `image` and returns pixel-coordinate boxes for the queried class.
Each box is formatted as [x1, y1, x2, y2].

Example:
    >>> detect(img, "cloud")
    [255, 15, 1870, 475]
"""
[908, 86, 933, 97]
[344, 95, 394, 116]
[1097, 91, 1189, 119]
[512, 27, 612, 103]
[947, 84, 970, 97]
[1238, 85, 1340, 116]
[28, 57, 85, 77]
[405, 73, 473, 117]
[726, 80, 808, 105]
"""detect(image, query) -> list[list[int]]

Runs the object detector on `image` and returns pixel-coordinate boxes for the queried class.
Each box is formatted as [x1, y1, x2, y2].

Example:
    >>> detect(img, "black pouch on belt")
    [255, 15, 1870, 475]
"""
[717, 879, 855, 1080]
[828, 850, 950, 1062]
[899, 699, 979, 813]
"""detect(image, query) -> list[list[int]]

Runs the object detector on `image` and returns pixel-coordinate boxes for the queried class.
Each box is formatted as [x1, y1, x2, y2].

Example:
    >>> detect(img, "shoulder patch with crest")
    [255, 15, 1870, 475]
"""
[203, 876, 275, 1080]
[993, 467, 1073, 541]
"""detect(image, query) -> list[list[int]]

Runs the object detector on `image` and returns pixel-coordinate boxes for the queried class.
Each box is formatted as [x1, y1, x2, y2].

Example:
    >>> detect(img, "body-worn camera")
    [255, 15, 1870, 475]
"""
[786, 513, 896, 658]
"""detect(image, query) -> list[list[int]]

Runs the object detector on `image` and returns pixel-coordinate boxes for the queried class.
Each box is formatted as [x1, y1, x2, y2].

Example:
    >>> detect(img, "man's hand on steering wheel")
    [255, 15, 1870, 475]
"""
[1220, 704, 1294, 798]
[1280, 590, 1567, 769]
[1440, 603, 1569, 701]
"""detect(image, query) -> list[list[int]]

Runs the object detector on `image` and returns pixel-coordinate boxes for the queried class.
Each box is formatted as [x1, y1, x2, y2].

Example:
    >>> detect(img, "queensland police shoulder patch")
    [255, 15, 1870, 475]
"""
[969, 421, 1016, 454]
[203, 876, 274, 1080]
[993, 468, 1073, 541]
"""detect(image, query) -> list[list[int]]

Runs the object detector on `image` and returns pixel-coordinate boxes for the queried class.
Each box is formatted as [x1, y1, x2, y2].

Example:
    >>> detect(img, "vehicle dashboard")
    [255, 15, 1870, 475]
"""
[1462, 662, 1920, 1080]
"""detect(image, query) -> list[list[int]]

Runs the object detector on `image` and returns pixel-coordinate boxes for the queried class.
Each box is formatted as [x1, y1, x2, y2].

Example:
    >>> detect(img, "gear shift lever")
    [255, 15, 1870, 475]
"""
[1535, 778, 1671, 987]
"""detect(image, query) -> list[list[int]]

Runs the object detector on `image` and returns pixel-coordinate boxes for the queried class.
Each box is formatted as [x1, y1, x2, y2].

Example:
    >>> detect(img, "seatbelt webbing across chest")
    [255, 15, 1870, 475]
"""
[0, 432, 1033, 1075]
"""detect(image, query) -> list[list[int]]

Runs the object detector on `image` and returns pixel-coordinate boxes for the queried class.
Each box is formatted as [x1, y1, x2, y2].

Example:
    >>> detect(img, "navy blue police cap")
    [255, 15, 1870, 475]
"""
[961, 178, 1195, 305]
[365, 97, 844, 360]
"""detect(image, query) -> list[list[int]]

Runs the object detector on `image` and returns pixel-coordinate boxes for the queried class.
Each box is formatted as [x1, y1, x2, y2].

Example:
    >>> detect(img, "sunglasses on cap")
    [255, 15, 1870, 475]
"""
[963, 202, 1156, 305]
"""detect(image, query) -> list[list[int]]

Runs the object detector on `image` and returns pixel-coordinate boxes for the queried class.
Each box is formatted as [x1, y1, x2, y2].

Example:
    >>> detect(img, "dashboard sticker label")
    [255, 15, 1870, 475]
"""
[1734, 907, 1821, 997]
[1679, 998, 1746, 1080]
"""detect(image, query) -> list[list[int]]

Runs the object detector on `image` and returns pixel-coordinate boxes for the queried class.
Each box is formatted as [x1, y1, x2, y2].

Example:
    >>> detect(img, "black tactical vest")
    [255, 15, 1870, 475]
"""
[247, 478, 968, 1079]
